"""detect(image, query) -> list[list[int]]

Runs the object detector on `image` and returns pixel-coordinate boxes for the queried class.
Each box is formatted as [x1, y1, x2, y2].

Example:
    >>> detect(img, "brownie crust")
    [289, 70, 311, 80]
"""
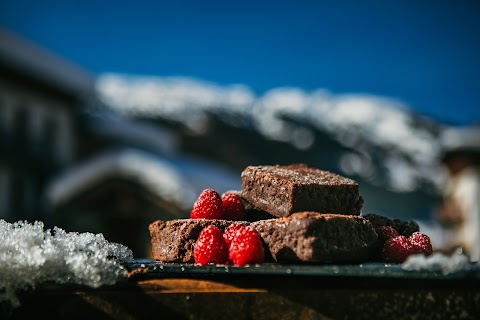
[241, 164, 363, 217]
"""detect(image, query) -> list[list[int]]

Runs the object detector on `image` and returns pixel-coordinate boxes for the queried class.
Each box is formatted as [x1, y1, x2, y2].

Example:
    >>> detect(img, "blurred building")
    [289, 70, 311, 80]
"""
[0, 28, 240, 257]
[436, 126, 480, 261]
[0, 27, 96, 222]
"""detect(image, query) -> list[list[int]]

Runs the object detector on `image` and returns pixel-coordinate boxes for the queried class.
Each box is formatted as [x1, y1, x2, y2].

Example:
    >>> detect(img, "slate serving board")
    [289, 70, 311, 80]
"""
[125, 258, 480, 281]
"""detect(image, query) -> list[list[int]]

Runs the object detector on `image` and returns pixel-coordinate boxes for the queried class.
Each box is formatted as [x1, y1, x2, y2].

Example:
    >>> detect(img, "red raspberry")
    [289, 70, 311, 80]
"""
[194, 225, 229, 265]
[409, 232, 433, 256]
[223, 223, 245, 248]
[375, 226, 400, 244]
[228, 225, 264, 266]
[382, 235, 414, 263]
[221, 192, 247, 221]
[190, 189, 225, 219]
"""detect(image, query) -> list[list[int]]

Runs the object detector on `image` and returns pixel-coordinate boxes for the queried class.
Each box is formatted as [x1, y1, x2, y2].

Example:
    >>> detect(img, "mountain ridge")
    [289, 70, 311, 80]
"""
[94, 73, 452, 219]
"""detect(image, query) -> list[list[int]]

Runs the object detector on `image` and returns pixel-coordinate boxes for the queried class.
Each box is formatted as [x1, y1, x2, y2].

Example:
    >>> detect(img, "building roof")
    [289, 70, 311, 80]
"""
[440, 126, 480, 156]
[0, 27, 95, 99]
[45, 147, 241, 211]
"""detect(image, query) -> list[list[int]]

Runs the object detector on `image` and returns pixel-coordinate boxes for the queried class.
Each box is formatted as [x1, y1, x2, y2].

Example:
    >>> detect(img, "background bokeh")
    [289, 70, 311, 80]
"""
[1, 1, 479, 258]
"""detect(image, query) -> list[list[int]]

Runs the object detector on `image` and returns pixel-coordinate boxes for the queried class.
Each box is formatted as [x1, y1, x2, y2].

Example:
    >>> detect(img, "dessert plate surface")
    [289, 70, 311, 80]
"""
[125, 259, 480, 280]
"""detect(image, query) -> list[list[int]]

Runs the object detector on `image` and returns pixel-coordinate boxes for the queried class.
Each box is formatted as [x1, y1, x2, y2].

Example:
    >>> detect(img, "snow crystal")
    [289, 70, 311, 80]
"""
[0, 219, 134, 309]
[401, 249, 472, 275]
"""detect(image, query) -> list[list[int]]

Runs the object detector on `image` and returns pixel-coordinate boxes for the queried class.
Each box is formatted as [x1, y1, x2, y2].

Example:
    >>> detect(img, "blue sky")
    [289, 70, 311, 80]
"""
[1, 0, 480, 125]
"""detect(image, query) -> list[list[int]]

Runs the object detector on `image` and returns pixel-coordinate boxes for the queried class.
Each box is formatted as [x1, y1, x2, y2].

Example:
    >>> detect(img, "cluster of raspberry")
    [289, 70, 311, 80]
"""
[190, 189, 264, 266]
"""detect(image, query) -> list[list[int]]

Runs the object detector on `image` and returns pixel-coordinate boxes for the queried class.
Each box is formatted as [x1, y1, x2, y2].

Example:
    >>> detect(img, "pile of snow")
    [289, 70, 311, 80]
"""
[401, 249, 473, 275]
[0, 219, 133, 310]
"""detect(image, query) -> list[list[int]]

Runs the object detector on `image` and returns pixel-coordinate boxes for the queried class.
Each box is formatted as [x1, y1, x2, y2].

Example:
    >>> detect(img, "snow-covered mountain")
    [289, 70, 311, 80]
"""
[95, 73, 447, 195]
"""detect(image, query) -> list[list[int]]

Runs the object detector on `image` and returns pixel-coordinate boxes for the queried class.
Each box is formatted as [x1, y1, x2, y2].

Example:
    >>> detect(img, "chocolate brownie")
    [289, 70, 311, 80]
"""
[149, 212, 377, 263]
[251, 212, 378, 263]
[241, 164, 364, 217]
[149, 219, 248, 262]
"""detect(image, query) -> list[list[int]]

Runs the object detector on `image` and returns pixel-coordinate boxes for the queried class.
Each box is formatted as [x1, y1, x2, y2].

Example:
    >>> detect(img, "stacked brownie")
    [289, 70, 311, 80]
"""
[241, 164, 364, 217]
[149, 163, 385, 264]
[251, 212, 377, 263]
